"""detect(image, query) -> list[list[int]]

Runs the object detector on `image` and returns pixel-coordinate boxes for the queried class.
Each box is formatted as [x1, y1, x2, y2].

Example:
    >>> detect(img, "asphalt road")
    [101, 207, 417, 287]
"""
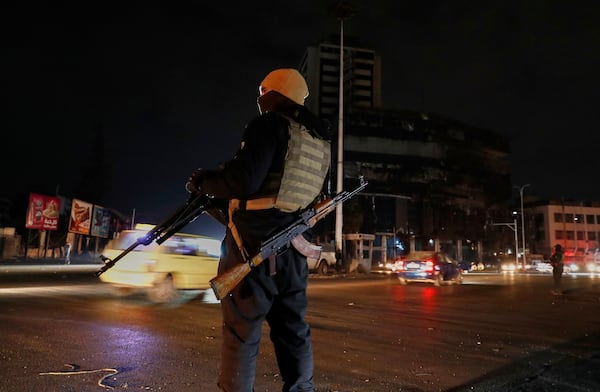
[0, 267, 599, 391]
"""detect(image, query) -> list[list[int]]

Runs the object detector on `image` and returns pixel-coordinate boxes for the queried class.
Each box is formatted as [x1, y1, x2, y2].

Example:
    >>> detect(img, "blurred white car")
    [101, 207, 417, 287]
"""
[99, 224, 221, 303]
[534, 261, 553, 273]
[307, 243, 337, 275]
[501, 260, 519, 272]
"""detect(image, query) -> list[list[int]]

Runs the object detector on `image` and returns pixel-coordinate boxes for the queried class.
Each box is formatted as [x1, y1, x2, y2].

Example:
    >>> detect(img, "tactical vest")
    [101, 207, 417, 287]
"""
[273, 116, 331, 211]
[227, 115, 331, 269]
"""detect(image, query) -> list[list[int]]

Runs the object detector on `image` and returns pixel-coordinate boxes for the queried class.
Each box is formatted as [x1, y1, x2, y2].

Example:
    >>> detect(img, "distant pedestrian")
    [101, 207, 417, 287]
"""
[64, 242, 71, 264]
[549, 244, 564, 295]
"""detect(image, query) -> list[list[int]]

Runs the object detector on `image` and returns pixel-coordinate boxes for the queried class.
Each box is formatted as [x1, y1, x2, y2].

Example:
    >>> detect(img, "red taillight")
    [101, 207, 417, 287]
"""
[424, 260, 434, 272]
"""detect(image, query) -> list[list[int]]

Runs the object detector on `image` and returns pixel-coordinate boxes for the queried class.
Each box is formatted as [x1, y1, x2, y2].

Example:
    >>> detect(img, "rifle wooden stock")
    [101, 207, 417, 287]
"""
[210, 251, 271, 300]
[209, 177, 368, 300]
[210, 233, 320, 300]
[210, 260, 254, 300]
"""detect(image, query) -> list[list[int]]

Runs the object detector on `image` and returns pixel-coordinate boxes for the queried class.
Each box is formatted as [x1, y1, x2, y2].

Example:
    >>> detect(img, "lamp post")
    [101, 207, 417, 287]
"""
[516, 184, 531, 268]
[331, 1, 354, 259]
[492, 218, 519, 267]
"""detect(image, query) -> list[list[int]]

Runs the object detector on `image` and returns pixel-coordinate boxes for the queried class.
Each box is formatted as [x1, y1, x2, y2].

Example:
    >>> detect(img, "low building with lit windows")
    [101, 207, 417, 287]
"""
[526, 200, 600, 263]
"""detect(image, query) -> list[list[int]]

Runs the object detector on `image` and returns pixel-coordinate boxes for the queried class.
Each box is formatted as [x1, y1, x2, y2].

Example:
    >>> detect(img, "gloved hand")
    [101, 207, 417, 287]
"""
[185, 168, 205, 194]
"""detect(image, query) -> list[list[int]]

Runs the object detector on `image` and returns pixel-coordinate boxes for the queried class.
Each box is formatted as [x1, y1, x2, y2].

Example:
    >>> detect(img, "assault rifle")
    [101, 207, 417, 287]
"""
[209, 176, 368, 300]
[95, 194, 224, 277]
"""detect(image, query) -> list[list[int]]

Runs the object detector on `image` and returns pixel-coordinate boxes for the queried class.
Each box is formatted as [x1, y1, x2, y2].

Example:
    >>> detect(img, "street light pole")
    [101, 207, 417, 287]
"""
[516, 184, 531, 267]
[513, 217, 519, 267]
[334, 15, 345, 259]
[492, 219, 519, 267]
[331, 1, 354, 259]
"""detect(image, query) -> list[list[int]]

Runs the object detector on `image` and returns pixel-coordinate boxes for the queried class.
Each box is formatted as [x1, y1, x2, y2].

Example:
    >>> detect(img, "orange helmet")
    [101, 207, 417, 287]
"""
[258, 68, 308, 106]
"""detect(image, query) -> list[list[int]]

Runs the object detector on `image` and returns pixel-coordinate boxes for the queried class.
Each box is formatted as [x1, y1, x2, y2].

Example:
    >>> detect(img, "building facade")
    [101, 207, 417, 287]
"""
[526, 200, 600, 261]
[299, 40, 512, 263]
[299, 39, 382, 117]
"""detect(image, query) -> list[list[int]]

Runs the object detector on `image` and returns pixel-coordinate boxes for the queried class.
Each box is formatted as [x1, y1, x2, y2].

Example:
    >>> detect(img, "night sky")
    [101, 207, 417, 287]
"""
[3, 1, 600, 239]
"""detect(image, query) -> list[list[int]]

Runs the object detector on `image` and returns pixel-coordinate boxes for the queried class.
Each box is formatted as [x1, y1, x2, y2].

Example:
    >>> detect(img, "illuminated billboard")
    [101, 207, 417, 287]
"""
[25, 193, 61, 231]
[68, 199, 93, 235]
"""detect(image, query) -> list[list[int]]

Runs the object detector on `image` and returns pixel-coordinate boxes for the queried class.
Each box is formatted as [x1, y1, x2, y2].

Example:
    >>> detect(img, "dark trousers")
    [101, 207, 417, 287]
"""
[217, 234, 314, 392]
[552, 264, 563, 290]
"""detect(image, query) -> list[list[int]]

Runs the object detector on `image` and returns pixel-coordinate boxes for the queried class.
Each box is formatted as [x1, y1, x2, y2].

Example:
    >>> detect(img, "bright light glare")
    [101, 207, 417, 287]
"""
[0, 284, 104, 297]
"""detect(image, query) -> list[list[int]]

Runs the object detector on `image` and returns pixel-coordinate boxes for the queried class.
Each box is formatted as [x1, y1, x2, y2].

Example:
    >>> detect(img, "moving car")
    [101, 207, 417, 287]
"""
[500, 260, 520, 272]
[98, 224, 221, 303]
[394, 251, 463, 286]
[533, 260, 553, 273]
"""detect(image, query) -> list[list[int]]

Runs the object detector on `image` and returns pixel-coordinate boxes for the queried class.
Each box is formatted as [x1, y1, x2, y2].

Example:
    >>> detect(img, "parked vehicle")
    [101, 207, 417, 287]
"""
[394, 251, 463, 286]
[459, 260, 475, 273]
[98, 224, 221, 303]
[307, 243, 337, 275]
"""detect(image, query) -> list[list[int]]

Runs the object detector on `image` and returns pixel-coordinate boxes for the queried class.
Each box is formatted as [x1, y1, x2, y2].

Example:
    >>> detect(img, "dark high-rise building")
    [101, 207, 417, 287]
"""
[299, 39, 382, 117]
[299, 39, 511, 262]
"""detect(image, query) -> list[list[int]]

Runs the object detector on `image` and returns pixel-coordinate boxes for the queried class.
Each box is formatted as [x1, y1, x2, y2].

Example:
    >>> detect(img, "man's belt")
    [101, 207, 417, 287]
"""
[230, 196, 278, 212]
[228, 196, 278, 277]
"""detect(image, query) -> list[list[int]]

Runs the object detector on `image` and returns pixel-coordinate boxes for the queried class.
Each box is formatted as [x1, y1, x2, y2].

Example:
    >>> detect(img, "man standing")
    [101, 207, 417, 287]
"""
[549, 244, 565, 295]
[185, 68, 331, 392]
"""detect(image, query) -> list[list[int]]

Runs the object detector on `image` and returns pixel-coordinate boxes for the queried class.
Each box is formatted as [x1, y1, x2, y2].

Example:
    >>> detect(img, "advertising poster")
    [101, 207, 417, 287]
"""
[68, 199, 92, 235]
[25, 193, 61, 231]
[90, 205, 111, 238]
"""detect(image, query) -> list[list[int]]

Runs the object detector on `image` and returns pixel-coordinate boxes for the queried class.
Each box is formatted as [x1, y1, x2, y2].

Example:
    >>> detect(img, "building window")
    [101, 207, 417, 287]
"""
[534, 213, 544, 225]
[575, 214, 584, 224]
[577, 231, 584, 240]
[586, 214, 595, 224]
[535, 229, 545, 241]
[555, 230, 564, 240]
[588, 232, 596, 241]
[566, 231, 575, 240]
[554, 213, 563, 223]
[565, 214, 574, 223]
